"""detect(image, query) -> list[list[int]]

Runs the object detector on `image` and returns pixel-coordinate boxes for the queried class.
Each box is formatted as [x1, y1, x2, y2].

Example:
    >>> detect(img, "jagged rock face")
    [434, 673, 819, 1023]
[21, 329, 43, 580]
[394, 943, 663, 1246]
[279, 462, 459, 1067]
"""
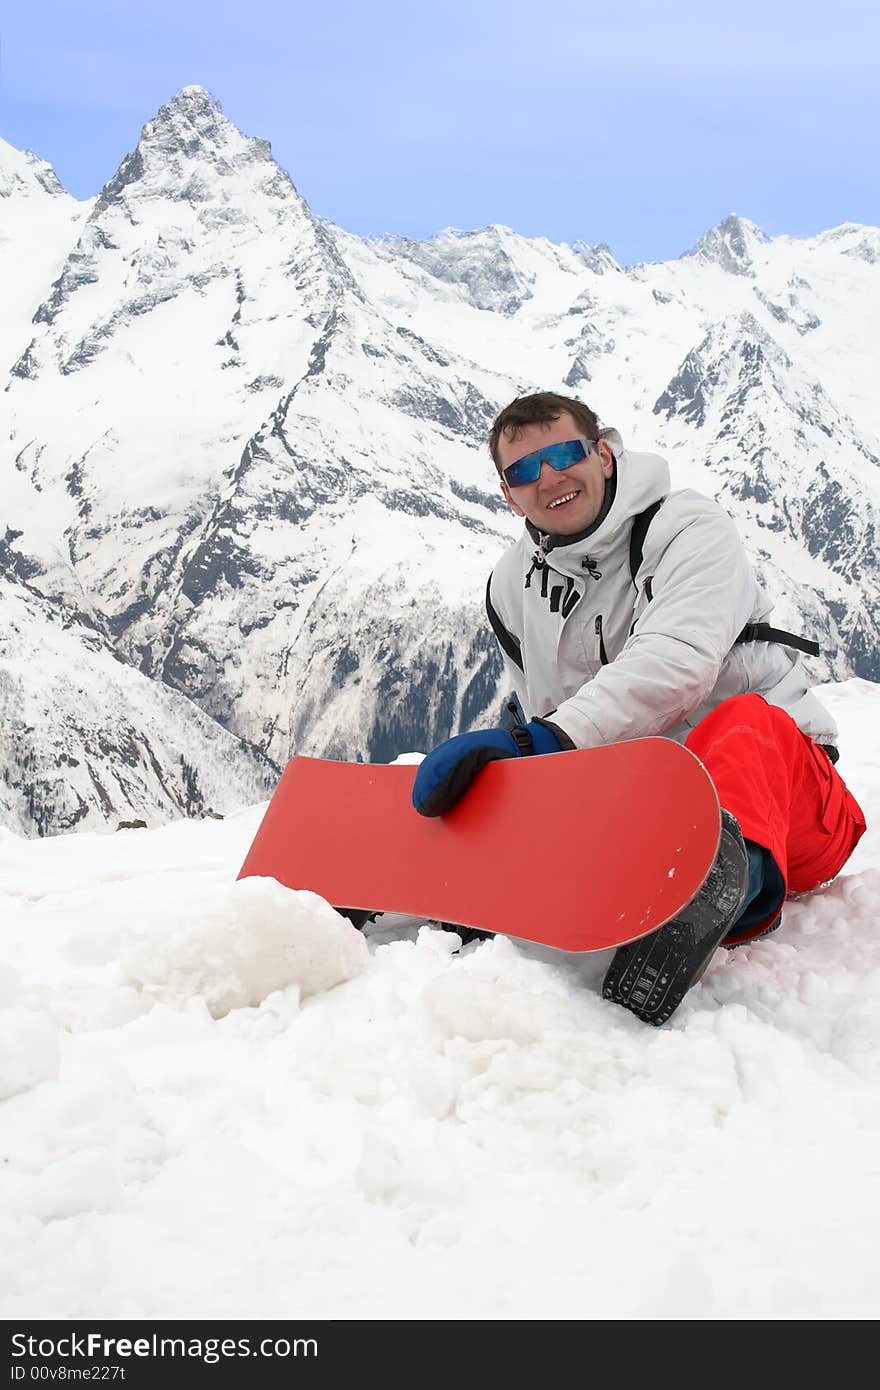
[652, 313, 880, 679]
[1, 87, 879, 836]
[379, 227, 535, 314]
[122, 299, 517, 767]
[0, 139, 90, 376]
[0, 572, 276, 837]
[0, 461, 276, 836]
[572, 242, 622, 276]
[683, 214, 770, 276]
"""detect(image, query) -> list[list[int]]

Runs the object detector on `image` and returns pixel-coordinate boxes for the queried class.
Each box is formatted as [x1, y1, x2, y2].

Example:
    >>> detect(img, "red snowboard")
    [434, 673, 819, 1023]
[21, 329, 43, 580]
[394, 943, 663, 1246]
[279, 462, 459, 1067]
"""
[237, 739, 720, 952]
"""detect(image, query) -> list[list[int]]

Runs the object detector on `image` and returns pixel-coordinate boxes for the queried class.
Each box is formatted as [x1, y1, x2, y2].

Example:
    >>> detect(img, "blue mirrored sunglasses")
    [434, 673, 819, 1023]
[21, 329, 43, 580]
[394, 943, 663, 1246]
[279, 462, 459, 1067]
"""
[501, 438, 595, 489]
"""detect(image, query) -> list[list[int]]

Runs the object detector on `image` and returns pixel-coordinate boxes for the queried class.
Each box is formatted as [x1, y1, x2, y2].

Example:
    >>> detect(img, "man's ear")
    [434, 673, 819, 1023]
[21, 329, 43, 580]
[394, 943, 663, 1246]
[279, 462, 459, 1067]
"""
[596, 440, 615, 477]
[501, 480, 526, 517]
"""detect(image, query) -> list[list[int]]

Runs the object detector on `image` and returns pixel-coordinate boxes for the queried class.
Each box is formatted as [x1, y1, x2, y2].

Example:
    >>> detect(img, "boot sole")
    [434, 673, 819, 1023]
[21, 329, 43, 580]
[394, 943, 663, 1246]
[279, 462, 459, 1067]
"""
[602, 810, 749, 1025]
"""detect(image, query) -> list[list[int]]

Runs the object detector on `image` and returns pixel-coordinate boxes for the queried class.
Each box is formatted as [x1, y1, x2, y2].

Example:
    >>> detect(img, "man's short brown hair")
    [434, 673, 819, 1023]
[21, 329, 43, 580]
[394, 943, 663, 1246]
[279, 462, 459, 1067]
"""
[488, 392, 600, 473]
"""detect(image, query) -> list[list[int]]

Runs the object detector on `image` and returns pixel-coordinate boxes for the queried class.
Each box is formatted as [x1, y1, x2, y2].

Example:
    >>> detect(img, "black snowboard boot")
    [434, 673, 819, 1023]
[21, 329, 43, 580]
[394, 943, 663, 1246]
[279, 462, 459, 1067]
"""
[602, 808, 749, 1026]
[336, 908, 378, 931]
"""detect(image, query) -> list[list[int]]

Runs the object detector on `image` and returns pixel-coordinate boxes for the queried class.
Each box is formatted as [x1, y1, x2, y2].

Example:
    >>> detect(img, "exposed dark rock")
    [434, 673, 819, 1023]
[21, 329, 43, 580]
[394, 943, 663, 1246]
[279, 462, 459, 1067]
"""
[10, 342, 39, 379]
[564, 355, 593, 388]
[449, 479, 509, 514]
[460, 639, 504, 730]
[653, 348, 710, 426]
[368, 643, 458, 762]
[396, 325, 450, 367]
[0, 533, 42, 583]
[179, 530, 263, 604]
[334, 645, 360, 680]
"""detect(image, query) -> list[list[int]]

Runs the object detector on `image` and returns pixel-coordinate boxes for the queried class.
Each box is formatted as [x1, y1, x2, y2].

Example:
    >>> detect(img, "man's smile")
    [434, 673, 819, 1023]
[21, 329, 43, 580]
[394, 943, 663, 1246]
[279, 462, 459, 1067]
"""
[545, 490, 580, 510]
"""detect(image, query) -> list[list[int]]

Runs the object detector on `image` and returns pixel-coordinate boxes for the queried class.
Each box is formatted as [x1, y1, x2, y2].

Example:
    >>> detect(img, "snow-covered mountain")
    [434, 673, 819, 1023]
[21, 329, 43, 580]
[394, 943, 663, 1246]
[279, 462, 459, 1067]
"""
[3, 87, 879, 836]
[0, 464, 276, 836]
[0, 139, 91, 381]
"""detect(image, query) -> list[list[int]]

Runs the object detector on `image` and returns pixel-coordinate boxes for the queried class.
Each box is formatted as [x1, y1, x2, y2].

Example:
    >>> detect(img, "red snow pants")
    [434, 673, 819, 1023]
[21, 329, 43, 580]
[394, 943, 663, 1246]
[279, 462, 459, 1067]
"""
[685, 694, 867, 943]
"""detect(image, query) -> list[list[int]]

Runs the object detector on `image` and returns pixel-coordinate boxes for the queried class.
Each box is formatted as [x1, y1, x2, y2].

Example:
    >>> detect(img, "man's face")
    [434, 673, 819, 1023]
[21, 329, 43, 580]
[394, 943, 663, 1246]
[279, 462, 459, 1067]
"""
[497, 412, 614, 536]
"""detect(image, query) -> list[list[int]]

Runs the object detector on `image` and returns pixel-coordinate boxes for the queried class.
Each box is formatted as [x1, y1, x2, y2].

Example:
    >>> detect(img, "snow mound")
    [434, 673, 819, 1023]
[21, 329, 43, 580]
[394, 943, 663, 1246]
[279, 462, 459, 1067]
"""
[122, 875, 368, 1017]
[0, 1008, 60, 1100]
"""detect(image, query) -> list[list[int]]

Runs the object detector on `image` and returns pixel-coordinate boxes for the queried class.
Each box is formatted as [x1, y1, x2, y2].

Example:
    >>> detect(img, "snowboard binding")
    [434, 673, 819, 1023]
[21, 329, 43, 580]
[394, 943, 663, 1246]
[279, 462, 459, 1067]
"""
[335, 906, 492, 949]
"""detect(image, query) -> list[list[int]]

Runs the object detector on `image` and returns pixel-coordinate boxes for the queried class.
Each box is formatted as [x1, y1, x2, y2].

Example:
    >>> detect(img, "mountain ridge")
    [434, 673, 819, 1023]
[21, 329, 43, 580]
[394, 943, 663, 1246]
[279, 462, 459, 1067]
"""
[2, 87, 878, 835]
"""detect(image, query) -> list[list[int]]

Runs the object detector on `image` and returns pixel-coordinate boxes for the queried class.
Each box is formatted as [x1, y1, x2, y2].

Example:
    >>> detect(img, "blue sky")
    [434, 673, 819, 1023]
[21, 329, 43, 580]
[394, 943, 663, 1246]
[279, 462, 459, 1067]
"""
[2, 0, 877, 265]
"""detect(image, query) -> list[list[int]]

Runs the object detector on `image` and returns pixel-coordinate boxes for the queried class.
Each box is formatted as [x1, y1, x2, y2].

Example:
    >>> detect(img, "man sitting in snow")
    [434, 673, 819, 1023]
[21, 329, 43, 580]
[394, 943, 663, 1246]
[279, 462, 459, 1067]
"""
[411, 391, 867, 1025]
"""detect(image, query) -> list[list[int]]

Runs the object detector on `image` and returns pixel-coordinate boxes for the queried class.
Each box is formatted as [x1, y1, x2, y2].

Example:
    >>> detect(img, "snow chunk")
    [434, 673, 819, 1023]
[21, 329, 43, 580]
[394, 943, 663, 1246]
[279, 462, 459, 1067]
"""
[26, 1149, 125, 1222]
[829, 973, 880, 1077]
[122, 876, 368, 1018]
[0, 1009, 60, 1099]
[422, 935, 580, 1043]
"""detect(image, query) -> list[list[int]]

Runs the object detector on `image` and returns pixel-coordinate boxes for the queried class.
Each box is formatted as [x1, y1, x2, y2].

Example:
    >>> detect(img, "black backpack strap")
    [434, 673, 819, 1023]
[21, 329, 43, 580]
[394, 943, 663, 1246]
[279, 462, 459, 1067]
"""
[485, 575, 524, 671]
[628, 502, 821, 657]
[736, 623, 820, 658]
[629, 500, 663, 586]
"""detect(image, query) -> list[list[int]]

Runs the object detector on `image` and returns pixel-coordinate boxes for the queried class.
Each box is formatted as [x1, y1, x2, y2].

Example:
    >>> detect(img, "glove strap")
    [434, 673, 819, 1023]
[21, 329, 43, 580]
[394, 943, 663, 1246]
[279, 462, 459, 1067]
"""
[510, 726, 534, 755]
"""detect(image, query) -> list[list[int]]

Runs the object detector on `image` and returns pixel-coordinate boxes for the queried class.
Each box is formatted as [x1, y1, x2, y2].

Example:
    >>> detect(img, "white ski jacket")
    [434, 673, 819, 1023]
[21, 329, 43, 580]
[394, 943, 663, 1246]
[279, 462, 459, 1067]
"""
[487, 428, 838, 750]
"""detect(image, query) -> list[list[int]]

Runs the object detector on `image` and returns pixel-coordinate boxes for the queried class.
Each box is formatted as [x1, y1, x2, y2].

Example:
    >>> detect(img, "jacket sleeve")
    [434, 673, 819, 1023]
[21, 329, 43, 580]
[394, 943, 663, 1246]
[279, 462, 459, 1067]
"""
[548, 502, 758, 748]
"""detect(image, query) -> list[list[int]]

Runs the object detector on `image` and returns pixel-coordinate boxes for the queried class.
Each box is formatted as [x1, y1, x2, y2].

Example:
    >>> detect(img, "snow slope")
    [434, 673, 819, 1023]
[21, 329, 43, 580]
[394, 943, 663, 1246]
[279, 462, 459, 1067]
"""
[1, 677, 877, 1320]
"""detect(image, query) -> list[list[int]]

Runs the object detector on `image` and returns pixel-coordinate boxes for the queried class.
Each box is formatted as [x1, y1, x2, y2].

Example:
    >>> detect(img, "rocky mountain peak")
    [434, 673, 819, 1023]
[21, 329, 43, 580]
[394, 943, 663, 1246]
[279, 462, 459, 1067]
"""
[0, 139, 69, 202]
[813, 222, 880, 265]
[16, 84, 334, 363]
[685, 214, 770, 276]
[142, 85, 242, 159]
[385, 223, 540, 315]
[93, 85, 284, 215]
[572, 241, 620, 275]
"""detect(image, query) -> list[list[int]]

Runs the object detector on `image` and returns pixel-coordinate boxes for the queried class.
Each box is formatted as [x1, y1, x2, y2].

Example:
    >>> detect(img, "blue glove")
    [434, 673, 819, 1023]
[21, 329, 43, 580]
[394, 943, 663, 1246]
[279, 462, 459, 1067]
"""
[412, 721, 563, 817]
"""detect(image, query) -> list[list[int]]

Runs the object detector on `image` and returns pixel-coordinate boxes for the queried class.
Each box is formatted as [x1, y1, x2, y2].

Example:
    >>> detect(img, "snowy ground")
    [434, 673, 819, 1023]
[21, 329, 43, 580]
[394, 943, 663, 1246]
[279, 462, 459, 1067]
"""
[2, 678, 879, 1321]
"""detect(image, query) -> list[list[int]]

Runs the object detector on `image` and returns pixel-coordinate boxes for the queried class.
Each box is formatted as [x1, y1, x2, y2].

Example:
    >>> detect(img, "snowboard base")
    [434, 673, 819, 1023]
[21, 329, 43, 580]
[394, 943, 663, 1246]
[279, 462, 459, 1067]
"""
[237, 739, 720, 953]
